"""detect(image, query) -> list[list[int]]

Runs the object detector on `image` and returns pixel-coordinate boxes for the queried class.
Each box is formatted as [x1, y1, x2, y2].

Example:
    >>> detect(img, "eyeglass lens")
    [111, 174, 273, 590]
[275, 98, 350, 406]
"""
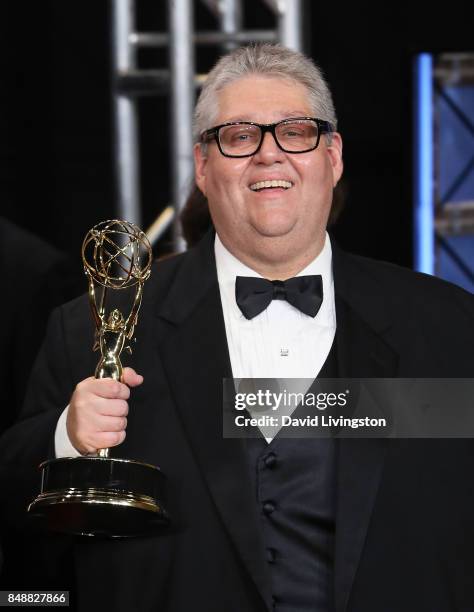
[218, 119, 319, 156]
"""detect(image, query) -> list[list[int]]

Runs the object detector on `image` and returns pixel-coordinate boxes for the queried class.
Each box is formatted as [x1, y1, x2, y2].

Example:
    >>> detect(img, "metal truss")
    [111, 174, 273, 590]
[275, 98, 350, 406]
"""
[433, 53, 474, 287]
[111, 0, 303, 249]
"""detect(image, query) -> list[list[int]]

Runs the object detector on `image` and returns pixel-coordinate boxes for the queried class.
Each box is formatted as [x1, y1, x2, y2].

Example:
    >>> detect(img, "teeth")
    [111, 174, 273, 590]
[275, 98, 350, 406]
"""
[250, 179, 293, 191]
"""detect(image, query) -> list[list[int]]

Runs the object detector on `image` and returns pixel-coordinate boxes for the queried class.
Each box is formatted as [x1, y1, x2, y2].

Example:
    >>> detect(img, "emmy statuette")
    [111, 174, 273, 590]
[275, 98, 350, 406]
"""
[28, 220, 169, 537]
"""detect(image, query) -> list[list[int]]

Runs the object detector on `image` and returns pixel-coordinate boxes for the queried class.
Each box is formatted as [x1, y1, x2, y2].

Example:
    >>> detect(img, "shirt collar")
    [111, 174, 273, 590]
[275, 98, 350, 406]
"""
[215, 232, 335, 324]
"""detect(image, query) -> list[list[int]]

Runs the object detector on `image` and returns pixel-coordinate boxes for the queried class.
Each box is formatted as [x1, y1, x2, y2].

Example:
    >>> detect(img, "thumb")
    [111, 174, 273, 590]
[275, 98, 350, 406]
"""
[122, 367, 144, 388]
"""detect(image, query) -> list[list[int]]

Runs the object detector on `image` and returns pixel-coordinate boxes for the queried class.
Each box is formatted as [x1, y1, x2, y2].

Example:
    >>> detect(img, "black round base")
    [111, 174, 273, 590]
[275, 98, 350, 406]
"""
[28, 456, 169, 538]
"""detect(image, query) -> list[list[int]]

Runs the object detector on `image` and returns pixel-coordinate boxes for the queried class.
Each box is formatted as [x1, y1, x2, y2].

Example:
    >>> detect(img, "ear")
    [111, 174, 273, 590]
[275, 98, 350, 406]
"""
[326, 132, 344, 188]
[194, 143, 207, 196]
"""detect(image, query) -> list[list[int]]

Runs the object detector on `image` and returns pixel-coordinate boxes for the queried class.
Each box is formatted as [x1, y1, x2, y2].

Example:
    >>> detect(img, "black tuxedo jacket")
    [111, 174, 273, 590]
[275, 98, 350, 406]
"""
[1, 231, 474, 612]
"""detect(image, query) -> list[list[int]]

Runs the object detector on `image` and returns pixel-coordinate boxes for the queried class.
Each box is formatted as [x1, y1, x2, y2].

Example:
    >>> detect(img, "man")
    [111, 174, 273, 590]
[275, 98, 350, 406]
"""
[0, 216, 81, 588]
[0, 216, 79, 435]
[1, 44, 474, 611]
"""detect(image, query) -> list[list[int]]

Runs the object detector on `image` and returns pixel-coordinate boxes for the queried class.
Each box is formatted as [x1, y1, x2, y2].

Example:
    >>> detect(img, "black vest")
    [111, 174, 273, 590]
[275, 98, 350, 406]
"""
[244, 338, 338, 611]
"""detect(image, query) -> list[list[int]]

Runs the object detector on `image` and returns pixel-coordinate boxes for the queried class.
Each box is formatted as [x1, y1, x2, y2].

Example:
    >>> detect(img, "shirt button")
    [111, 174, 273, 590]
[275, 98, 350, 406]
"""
[263, 501, 276, 515]
[266, 547, 277, 563]
[263, 452, 277, 468]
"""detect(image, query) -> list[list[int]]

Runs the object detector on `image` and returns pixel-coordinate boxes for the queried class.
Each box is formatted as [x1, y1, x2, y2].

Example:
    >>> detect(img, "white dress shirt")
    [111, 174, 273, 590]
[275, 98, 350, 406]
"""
[55, 232, 336, 456]
[215, 232, 336, 380]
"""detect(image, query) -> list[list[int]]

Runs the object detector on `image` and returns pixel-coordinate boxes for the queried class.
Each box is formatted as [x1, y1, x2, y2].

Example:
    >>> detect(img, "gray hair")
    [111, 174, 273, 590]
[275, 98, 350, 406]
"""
[193, 43, 337, 145]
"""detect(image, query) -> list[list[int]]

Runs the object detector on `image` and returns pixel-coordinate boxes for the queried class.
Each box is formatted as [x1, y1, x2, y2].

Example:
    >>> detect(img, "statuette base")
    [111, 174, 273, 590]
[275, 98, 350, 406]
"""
[28, 456, 169, 538]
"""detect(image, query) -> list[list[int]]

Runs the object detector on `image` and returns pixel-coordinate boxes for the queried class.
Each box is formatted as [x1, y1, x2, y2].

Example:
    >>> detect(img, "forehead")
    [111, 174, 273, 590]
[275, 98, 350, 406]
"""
[215, 76, 313, 124]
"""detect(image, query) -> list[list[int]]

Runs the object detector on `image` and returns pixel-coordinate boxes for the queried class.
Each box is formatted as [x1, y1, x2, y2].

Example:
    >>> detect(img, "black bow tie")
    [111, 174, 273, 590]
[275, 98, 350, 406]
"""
[235, 275, 323, 320]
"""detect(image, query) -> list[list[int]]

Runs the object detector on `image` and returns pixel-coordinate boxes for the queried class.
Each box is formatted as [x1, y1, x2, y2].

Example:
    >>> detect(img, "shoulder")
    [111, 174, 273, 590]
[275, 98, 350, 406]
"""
[151, 250, 191, 288]
[56, 244, 201, 329]
[343, 250, 474, 316]
[333, 247, 474, 373]
[0, 217, 64, 278]
[334, 247, 474, 367]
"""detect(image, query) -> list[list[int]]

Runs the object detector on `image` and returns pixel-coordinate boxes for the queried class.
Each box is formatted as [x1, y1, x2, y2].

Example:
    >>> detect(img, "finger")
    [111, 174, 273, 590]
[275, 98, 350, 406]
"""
[95, 398, 129, 417]
[122, 367, 144, 388]
[89, 378, 131, 400]
[96, 431, 126, 449]
[97, 416, 127, 433]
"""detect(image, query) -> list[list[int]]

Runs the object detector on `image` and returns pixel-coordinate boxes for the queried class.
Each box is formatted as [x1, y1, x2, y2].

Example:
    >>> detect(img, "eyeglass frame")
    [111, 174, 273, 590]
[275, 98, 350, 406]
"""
[200, 117, 334, 158]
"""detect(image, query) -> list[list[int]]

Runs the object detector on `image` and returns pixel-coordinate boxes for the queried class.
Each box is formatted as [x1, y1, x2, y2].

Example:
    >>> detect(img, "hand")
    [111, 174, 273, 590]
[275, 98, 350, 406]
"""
[66, 367, 143, 455]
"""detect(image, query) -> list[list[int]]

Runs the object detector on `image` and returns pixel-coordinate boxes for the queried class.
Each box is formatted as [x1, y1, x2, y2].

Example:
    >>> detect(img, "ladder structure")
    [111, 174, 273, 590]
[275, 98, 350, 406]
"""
[413, 52, 474, 292]
[111, 0, 304, 248]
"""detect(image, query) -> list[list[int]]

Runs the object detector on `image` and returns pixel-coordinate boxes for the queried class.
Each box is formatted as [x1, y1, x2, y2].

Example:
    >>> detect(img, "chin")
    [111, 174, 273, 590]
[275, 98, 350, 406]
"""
[252, 225, 295, 239]
[251, 214, 296, 238]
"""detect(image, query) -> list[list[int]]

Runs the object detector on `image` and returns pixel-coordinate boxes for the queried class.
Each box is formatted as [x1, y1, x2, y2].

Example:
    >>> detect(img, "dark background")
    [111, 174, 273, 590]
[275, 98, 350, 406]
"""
[0, 1, 472, 593]
[1, 1, 473, 269]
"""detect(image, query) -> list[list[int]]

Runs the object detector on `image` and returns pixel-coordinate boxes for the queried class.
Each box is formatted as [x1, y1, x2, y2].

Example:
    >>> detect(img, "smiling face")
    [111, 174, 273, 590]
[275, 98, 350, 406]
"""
[194, 76, 343, 277]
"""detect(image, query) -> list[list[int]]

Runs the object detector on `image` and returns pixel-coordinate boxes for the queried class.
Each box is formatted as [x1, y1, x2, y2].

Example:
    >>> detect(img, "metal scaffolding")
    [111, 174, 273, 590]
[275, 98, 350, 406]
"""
[434, 53, 474, 290]
[413, 52, 474, 292]
[111, 0, 303, 247]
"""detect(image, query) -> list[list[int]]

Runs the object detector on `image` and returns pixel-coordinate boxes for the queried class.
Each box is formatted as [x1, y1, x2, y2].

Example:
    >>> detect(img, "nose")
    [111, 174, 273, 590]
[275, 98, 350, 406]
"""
[252, 130, 285, 164]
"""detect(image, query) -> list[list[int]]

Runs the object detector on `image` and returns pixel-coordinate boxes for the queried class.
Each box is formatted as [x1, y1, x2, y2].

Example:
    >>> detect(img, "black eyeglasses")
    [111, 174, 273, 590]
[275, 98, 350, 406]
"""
[201, 117, 334, 158]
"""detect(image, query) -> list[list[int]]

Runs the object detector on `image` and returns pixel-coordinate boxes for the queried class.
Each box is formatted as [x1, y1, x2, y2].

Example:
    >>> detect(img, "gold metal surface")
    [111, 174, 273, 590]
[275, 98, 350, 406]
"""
[81, 220, 152, 454]
[28, 221, 163, 537]
[28, 488, 163, 514]
[38, 455, 163, 473]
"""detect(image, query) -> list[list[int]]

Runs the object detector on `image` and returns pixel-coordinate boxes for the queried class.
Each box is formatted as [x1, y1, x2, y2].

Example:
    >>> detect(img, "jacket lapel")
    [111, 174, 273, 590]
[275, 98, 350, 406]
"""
[155, 232, 272, 610]
[152, 235, 400, 612]
[332, 245, 399, 612]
